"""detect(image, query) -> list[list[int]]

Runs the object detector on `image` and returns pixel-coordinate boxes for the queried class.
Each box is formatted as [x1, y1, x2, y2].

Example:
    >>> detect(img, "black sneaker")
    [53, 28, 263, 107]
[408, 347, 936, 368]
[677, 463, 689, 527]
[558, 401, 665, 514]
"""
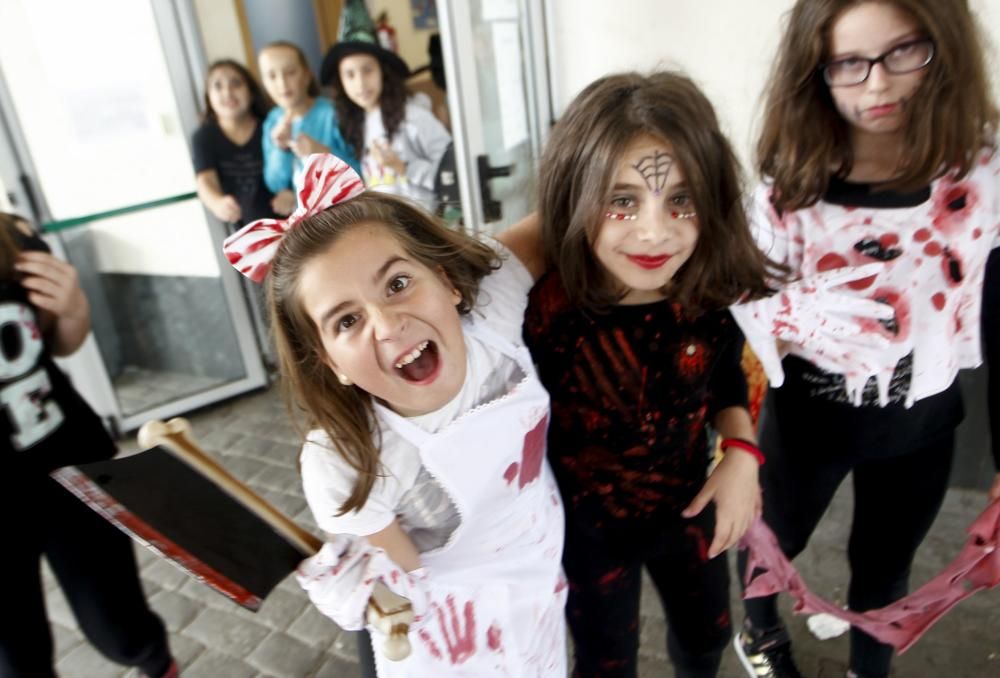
[733, 620, 804, 678]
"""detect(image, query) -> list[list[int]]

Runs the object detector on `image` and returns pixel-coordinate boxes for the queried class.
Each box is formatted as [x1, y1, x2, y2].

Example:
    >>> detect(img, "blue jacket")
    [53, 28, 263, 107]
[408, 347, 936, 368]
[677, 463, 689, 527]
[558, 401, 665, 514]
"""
[261, 96, 359, 193]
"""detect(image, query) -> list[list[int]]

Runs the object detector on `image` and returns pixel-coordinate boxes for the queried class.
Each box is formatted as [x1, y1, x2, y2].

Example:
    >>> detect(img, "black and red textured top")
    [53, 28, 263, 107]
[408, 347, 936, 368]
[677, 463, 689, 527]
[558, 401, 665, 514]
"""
[523, 271, 749, 531]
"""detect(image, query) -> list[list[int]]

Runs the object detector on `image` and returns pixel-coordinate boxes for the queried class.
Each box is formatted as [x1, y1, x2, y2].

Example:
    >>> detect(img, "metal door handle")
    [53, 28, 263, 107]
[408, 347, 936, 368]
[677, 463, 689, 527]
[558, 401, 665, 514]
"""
[477, 155, 513, 222]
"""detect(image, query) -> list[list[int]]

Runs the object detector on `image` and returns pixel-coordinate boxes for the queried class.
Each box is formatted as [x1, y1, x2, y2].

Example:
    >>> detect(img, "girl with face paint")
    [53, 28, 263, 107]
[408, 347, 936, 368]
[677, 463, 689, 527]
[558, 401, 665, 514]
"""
[500, 71, 782, 678]
[728, 2, 1000, 677]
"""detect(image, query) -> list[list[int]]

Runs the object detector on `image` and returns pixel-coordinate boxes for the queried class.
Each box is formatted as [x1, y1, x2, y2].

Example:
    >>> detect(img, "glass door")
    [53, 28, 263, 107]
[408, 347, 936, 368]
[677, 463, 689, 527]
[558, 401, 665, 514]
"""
[437, 0, 551, 236]
[0, 0, 267, 433]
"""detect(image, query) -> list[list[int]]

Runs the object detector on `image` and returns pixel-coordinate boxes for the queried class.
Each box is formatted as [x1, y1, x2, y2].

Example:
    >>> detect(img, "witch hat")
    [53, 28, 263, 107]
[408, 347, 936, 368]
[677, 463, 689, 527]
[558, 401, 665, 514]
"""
[320, 0, 409, 86]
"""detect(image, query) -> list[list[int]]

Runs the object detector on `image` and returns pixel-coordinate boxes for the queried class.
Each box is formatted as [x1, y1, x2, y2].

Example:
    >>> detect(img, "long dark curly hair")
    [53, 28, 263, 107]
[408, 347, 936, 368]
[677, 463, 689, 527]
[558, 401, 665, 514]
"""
[328, 55, 410, 159]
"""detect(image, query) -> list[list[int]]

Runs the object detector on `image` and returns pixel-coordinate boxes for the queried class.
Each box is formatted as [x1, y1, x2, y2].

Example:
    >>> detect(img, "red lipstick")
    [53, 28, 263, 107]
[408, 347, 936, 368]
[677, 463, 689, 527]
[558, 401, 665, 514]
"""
[627, 254, 671, 269]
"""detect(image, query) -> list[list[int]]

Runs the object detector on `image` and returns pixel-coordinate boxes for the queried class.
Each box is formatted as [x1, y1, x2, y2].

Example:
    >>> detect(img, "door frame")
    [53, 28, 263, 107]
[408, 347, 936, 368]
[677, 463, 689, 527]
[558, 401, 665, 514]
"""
[0, 0, 268, 433]
[436, 0, 553, 235]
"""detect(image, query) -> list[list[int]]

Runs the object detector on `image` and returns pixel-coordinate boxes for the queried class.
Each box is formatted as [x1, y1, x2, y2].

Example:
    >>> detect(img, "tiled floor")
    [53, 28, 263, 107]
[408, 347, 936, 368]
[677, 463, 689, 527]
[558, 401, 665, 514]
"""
[113, 366, 231, 416]
[43, 386, 999, 677]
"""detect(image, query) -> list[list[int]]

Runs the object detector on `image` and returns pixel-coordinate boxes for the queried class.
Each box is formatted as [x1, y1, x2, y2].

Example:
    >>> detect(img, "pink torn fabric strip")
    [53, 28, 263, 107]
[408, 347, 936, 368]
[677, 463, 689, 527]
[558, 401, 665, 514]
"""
[740, 498, 1000, 653]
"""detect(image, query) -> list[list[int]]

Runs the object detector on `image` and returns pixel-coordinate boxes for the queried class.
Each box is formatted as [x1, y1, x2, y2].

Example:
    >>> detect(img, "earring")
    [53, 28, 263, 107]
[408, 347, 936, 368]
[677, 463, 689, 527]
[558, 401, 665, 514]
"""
[337, 374, 352, 386]
[605, 212, 637, 221]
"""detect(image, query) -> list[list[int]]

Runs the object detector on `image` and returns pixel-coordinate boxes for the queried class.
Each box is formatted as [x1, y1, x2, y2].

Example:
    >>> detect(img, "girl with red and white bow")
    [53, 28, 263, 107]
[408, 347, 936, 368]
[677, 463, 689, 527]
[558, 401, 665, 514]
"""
[223, 154, 566, 677]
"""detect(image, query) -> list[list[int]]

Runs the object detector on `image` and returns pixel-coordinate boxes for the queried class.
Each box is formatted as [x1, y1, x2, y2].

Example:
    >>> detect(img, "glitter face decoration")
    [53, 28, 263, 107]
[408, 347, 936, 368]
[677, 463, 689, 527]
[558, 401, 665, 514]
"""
[604, 210, 695, 221]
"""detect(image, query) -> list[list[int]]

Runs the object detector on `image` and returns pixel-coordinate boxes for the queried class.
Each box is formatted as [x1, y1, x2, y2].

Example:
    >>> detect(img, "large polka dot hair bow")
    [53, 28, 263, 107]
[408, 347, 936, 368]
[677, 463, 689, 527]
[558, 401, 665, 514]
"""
[223, 154, 365, 283]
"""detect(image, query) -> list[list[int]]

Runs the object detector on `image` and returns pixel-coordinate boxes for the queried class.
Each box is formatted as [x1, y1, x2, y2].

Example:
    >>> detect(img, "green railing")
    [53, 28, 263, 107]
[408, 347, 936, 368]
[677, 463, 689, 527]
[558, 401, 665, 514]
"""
[42, 192, 197, 233]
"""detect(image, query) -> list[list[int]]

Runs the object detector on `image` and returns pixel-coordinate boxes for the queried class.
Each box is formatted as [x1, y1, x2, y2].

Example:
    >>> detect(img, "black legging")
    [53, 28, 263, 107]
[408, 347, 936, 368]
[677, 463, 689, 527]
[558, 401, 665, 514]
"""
[356, 629, 377, 677]
[0, 476, 172, 678]
[739, 395, 956, 678]
[564, 505, 731, 678]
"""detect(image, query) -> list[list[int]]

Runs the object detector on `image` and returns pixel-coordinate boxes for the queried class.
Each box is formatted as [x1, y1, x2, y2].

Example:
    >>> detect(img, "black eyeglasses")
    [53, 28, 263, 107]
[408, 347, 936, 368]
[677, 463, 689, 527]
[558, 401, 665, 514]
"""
[821, 38, 934, 87]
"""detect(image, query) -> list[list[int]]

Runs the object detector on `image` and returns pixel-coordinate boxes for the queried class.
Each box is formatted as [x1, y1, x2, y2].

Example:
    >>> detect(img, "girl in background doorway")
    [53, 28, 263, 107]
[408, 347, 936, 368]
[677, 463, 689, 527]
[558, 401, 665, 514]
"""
[258, 41, 358, 215]
[192, 59, 278, 230]
[320, 28, 451, 213]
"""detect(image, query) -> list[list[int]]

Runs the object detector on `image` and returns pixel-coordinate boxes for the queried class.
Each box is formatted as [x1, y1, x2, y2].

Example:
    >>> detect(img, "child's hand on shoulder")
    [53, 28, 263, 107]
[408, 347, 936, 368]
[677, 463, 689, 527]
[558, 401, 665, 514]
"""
[682, 449, 761, 559]
[271, 189, 296, 216]
[289, 133, 330, 158]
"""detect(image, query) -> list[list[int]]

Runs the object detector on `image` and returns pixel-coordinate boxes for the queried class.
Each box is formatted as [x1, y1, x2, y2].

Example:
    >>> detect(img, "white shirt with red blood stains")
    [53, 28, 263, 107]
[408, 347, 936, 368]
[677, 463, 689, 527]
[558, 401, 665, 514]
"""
[745, 148, 1000, 406]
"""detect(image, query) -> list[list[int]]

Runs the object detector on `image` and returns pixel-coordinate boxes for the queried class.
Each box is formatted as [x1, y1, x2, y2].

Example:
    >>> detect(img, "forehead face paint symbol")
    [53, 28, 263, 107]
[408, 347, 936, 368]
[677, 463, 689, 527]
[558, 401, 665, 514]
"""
[632, 151, 673, 196]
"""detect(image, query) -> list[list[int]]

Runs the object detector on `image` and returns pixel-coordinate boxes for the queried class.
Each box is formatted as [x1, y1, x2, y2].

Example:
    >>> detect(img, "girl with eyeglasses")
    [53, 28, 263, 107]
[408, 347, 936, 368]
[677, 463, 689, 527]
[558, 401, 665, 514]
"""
[728, 1, 999, 677]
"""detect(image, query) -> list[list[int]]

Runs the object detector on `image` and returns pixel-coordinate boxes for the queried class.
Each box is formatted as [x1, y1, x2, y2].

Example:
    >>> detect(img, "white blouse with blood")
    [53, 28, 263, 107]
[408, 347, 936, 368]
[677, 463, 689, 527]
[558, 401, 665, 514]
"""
[749, 148, 1000, 406]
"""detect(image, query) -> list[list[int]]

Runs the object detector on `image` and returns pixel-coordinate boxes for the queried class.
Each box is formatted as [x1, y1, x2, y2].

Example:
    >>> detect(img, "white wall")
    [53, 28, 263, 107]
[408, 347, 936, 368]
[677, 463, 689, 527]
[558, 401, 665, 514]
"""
[193, 0, 246, 68]
[368, 0, 437, 71]
[546, 0, 1000, 168]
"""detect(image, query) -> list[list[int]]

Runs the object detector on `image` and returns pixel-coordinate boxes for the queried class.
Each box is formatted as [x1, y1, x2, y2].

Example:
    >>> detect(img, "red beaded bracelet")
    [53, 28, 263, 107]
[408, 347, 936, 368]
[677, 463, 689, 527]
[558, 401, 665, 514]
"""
[720, 438, 765, 466]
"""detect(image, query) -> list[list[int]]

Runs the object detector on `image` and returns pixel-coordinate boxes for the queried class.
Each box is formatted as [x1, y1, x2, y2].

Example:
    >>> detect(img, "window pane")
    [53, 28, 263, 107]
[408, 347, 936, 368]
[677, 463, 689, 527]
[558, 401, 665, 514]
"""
[0, 0, 194, 218]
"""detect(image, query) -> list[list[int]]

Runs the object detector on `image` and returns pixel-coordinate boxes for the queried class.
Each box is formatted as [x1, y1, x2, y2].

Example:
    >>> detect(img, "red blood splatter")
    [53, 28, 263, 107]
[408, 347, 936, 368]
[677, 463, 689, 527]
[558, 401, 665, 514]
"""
[390, 570, 400, 584]
[816, 251, 875, 289]
[597, 567, 626, 587]
[847, 274, 878, 291]
[879, 233, 900, 248]
[972, 228, 983, 240]
[817, 252, 849, 272]
[487, 624, 503, 651]
[612, 328, 640, 371]
[418, 629, 443, 660]
[932, 293, 946, 311]
[931, 182, 979, 235]
[434, 596, 476, 665]
[555, 578, 567, 593]
[913, 228, 932, 242]
[503, 462, 519, 485]
[677, 342, 707, 378]
[857, 287, 910, 341]
[924, 241, 943, 256]
[518, 414, 547, 488]
[685, 525, 710, 562]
